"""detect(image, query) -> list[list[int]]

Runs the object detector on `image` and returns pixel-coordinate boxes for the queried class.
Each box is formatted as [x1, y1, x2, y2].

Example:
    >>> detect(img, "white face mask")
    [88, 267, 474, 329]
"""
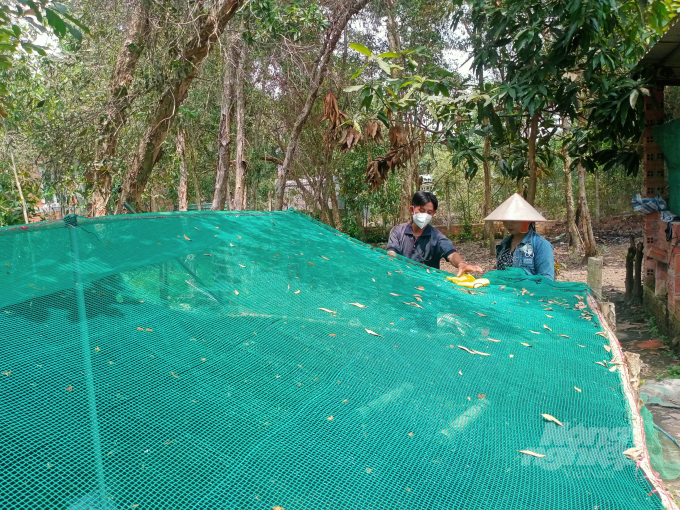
[412, 212, 432, 229]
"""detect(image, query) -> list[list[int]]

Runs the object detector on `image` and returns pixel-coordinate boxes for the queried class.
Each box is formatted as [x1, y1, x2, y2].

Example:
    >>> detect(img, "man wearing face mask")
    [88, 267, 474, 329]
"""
[386, 191, 483, 275]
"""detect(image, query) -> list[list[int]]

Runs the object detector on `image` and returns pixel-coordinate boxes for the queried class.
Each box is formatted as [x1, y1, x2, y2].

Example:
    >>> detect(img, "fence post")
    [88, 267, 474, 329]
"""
[587, 256, 603, 300]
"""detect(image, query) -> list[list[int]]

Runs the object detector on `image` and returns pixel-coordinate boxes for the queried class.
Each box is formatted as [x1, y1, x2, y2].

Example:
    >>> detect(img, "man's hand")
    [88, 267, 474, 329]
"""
[456, 262, 483, 277]
[387, 250, 397, 258]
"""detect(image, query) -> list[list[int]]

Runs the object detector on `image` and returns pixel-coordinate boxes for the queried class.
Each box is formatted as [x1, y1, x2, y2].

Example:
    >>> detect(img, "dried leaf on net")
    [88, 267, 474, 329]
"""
[541, 413, 564, 427]
[518, 450, 545, 458]
[364, 120, 383, 144]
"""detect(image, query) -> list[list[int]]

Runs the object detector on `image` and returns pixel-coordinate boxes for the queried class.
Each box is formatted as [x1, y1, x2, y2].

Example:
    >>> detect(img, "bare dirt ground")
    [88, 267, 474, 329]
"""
[442, 233, 680, 501]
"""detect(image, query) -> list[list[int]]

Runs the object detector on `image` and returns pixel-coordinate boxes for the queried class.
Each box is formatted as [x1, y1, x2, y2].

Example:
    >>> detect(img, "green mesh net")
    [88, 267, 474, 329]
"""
[654, 117, 680, 215]
[0, 210, 665, 509]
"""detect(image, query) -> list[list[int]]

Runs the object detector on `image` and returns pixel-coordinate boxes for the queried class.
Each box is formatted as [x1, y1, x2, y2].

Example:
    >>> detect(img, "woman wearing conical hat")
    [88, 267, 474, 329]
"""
[484, 193, 555, 281]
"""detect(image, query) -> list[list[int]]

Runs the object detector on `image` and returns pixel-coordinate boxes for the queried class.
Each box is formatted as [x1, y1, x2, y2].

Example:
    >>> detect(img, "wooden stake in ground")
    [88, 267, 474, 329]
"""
[624, 235, 635, 304]
[8, 145, 29, 224]
[632, 241, 643, 304]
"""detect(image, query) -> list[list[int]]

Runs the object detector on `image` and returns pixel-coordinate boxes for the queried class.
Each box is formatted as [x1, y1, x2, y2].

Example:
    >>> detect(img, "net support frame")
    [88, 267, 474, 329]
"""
[68, 223, 108, 506]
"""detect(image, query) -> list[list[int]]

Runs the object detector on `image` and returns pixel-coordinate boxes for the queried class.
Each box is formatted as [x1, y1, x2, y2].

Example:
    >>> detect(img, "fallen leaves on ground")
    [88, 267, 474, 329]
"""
[574, 386, 582, 392]
[603, 345, 612, 352]
[318, 308, 336, 314]
[349, 303, 366, 308]
[365, 329, 383, 337]
[234, 290, 239, 295]
[415, 286, 425, 291]
[543, 324, 552, 332]
[183, 234, 191, 241]
[487, 338, 501, 343]
[559, 334, 569, 338]
[474, 311, 486, 317]
[390, 293, 401, 296]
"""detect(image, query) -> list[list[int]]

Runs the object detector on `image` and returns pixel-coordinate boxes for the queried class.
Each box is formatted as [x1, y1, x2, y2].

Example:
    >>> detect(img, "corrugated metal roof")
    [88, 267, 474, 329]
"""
[639, 16, 680, 85]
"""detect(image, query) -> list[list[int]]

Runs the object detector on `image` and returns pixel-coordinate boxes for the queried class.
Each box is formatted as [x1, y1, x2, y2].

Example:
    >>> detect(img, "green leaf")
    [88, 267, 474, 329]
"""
[350, 63, 367, 80]
[378, 51, 399, 58]
[11, 24, 21, 37]
[343, 84, 364, 93]
[376, 58, 392, 75]
[45, 8, 66, 38]
[349, 42, 372, 57]
[0, 59, 11, 70]
[21, 42, 46, 56]
[64, 21, 82, 42]
[377, 111, 389, 127]
[0, 42, 17, 51]
[61, 11, 89, 34]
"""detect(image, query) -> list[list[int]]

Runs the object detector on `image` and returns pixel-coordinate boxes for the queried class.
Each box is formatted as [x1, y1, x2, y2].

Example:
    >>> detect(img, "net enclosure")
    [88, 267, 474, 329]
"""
[0, 210, 674, 509]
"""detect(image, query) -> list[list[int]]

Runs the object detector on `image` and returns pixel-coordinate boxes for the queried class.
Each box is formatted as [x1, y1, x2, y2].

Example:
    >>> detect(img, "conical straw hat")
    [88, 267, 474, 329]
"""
[484, 193, 547, 222]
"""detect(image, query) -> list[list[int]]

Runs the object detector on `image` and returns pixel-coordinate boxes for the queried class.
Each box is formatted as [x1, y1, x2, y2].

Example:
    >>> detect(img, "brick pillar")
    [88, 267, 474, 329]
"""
[643, 86, 665, 288]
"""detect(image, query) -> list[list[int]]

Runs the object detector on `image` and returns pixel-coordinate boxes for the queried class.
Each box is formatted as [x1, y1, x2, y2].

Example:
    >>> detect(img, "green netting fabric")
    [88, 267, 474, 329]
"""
[654, 117, 680, 215]
[640, 403, 680, 481]
[0, 211, 665, 509]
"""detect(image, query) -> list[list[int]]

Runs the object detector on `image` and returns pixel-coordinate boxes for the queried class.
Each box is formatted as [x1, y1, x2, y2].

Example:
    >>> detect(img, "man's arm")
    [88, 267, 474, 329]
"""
[447, 252, 484, 277]
[386, 226, 402, 258]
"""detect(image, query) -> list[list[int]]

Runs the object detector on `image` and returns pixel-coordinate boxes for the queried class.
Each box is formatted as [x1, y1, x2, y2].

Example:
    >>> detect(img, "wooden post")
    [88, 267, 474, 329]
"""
[633, 242, 643, 304]
[587, 256, 603, 300]
[446, 177, 451, 235]
[268, 191, 272, 211]
[624, 235, 635, 304]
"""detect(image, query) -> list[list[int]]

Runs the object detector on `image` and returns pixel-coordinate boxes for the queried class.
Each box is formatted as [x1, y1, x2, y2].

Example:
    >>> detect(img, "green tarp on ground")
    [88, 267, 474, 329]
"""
[0, 210, 667, 509]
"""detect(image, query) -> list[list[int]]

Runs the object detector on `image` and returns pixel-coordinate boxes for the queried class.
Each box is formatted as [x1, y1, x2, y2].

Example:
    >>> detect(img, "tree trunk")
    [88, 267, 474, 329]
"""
[446, 177, 451, 234]
[577, 161, 597, 257]
[232, 25, 248, 211]
[211, 34, 237, 211]
[400, 169, 413, 222]
[594, 166, 600, 230]
[90, 0, 149, 216]
[274, 0, 371, 210]
[192, 167, 202, 211]
[561, 118, 581, 253]
[115, 0, 244, 214]
[354, 209, 366, 242]
[526, 111, 539, 205]
[329, 175, 342, 230]
[482, 123, 494, 256]
[177, 130, 188, 212]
